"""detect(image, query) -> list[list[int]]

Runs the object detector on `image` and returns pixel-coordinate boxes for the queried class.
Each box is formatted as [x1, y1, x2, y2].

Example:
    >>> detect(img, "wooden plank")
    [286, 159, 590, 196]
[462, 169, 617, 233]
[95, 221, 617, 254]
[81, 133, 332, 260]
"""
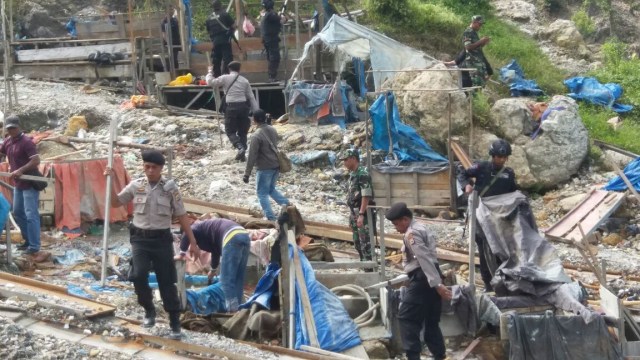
[377, 195, 451, 207]
[188, 56, 298, 76]
[138, 333, 256, 360]
[600, 285, 621, 320]
[17, 42, 132, 62]
[371, 171, 450, 185]
[413, 172, 419, 204]
[372, 181, 450, 191]
[451, 140, 473, 169]
[309, 261, 377, 270]
[544, 189, 608, 238]
[290, 230, 320, 348]
[192, 33, 311, 53]
[562, 192, 625, 242]
[14, 62, 132, 79]
[76, 14, 164, 40]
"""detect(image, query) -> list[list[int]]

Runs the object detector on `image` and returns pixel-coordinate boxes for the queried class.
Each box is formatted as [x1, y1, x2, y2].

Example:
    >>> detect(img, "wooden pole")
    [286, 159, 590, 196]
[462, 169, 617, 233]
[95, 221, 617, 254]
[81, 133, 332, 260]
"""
[235, 0, 243, 39]
[468, 191, 477, 296]
[447, 93, 456, 210]
[127, 0, 139, 92]
[100, 114, 119, 286]
[1, 0, 10, 114]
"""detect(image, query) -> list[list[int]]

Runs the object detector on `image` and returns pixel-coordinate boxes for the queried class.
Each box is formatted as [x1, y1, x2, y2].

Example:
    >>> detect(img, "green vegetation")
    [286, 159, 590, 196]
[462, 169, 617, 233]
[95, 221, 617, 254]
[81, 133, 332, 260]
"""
[579, 105, 640, 154]
[572, 9, 596, 37]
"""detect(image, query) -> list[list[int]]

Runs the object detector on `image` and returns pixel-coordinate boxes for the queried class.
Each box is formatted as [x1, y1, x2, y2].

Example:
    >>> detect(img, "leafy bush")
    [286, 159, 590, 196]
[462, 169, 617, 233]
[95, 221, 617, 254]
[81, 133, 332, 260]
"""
[572, 9, 596, 37]
[472, 91, 492, 128]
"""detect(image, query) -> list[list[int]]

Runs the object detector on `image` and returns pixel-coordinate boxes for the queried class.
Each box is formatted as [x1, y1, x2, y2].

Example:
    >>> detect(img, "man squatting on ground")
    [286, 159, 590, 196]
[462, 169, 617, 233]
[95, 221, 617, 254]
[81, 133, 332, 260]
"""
[106, 150, 201, 340]
[386, 202, 452, 360]
[175, 218, 250, 312]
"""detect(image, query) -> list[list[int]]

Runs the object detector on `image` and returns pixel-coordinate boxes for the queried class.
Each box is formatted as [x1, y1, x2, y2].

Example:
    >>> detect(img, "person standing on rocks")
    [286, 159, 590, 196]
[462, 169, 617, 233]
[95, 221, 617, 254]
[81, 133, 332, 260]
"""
[243, 109, 290, 221]
[207, 61, 259, 161]
[461, 15, 493, 87]
[206, 0, 236, 77]
[386, 202, 451, 360]
[260, 0, 287, 82]
[0, 115, 41, 255]
[457, 138, 516, 291]
[174, 218, 250, 312]
[105, 150, 200, 340]
[340, 148, 374, 262]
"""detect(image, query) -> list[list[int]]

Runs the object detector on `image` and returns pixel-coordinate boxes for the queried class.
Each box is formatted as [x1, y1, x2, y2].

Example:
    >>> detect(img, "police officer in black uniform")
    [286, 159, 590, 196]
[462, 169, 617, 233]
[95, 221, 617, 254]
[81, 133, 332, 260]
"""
[261, 0, 285, 82]
[457, 138, 516, 291]
[106, 151, 200, 340]
[206, 0, 235, 77]
[386, 202, 451, 360]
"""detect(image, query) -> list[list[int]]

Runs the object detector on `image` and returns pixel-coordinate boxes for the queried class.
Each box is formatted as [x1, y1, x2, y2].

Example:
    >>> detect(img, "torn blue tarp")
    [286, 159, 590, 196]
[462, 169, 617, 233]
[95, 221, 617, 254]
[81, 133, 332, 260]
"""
[564, 77, 633, 113]
[289, 150, 337, 167]
[500, 60, 543, 97]
[285, 81, 358, 128]
[54, 249, 86, 265]
[148, 273, 210, 289]
[186, 281, 226, 315]
[603, 157, 640, 192]
[67, 283, 130, 299]
[240, 262, 281, 310]
[65, 18, 77, 38]
[370, 92, 448, 163]
[0, 194, 9, 231]
[292, 244, 361, 352]
[353, 57, 367, 98]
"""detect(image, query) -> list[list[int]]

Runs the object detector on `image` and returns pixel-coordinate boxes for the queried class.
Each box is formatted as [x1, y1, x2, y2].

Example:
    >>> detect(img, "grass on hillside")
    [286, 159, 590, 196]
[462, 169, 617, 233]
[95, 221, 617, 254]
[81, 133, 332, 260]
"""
[580, 105, 640, 154]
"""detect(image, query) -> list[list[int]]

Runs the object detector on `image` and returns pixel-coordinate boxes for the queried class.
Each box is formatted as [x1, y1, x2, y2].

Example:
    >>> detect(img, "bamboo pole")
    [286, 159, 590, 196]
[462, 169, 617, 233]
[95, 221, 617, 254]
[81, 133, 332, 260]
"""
[100, 115, 119, 286]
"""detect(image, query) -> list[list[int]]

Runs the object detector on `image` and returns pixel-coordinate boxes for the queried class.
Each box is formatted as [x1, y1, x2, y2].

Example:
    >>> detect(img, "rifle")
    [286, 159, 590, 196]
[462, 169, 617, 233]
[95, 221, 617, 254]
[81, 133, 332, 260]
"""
[279, 0, 290, 16]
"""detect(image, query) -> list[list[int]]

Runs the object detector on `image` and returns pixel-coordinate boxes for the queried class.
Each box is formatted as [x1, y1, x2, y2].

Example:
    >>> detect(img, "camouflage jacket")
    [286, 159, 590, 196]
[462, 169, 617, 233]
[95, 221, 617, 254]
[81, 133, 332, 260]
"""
[347, 165, 374, 209]
[462, 27, 486, 62]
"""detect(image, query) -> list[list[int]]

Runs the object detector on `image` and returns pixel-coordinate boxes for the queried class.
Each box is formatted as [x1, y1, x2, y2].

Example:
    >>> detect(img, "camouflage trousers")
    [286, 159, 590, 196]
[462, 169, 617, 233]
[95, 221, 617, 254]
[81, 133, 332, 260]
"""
[463, 58, 487, 87]
[349, 211, 372, 261]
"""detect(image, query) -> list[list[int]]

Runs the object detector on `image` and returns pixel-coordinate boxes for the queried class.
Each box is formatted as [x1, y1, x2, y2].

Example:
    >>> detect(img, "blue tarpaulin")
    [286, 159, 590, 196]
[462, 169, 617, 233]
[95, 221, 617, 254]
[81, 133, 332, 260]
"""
[240, 263, 281, 310]
[286, 81, 358, 128]
[186, 282, 226, 315]
[291, 245, 361, 352]
[603, 157, 640, 191]
[499, 60, 544, 97]
[370, 92, 448, 164]
[0, 194, 9, 232]
[564, 77, 633, 113]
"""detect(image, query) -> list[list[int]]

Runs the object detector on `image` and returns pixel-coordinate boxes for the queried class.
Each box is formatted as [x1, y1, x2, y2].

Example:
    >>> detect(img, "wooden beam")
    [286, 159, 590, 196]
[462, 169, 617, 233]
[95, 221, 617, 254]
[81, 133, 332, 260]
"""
[290, 230, 320, 348]
[14, 62, 132, 80]
[17, 42, 132, 62]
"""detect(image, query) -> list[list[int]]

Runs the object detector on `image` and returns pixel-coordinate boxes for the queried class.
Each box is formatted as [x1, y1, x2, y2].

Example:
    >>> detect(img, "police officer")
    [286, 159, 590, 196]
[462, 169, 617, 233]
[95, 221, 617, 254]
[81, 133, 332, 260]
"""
[106, 150, 200, 340]
[386, 202, 451, 360]
[461, 15, 493, 87]
[260, 0, 286, 82]
[457, 138, 516, 291]
[206, 0, 235, 77]
[339, 148, 373, 261]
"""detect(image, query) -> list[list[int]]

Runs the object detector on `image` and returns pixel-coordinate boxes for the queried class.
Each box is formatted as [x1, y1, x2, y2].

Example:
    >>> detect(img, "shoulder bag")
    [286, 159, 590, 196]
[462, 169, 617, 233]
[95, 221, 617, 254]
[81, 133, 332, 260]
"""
[264, 132, 291, 173]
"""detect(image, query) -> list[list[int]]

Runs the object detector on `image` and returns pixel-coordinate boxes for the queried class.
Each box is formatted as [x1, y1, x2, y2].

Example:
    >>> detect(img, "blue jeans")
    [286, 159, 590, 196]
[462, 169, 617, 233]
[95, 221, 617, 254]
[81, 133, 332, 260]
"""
[256, 169, 289, 221]
[220, 232, 250, 312]
[13, 188, 40, 251]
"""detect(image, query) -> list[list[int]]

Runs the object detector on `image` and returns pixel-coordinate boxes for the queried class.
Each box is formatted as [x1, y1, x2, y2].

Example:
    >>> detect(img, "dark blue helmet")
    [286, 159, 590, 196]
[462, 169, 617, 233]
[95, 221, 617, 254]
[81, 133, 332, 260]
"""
[489, 139, 512, 157]
[262, 0, 274, 10]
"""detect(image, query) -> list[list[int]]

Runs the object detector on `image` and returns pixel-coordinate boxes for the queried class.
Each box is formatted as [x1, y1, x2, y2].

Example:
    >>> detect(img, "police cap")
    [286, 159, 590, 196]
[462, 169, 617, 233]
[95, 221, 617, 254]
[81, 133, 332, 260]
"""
[4, 115, 20, 129]
[338, 148, 359, 161]
[385, 202, 412, 221]
[471, 15, 485, 24]
[141, 150, 165, 166]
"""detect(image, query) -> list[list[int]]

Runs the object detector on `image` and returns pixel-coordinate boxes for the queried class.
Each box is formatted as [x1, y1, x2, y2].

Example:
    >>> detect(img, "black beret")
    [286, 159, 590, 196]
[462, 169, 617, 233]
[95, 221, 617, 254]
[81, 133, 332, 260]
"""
[385, 202, 412, 221]
[141, 150, 165, 166]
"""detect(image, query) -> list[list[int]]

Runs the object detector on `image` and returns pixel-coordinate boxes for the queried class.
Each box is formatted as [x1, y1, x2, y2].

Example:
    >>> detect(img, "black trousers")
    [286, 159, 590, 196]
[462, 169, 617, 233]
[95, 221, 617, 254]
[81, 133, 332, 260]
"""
[399, 270, 446, 360]
[212, 42, 233, 78]
[475, 223, 500, 291]
[129, 232, 181, 313]
[224, 101, 251, 149]
[263, 39, 280, 79]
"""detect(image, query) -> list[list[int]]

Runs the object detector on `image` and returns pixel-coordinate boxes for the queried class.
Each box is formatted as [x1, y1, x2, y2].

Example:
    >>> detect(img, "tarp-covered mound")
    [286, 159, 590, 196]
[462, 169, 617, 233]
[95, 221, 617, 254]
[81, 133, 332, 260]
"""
[603, 157, 640, 192]
[500, 59, 544, 97]
[564, 77, 633, 113]
[478, 191, 598, 323]
[370, 92, 448, 164]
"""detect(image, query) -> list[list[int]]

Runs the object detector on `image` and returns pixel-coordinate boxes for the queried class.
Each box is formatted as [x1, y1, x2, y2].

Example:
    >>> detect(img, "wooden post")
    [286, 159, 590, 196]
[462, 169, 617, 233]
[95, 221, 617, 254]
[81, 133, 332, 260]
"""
[289, 229, 319, 347]
[175, 259, 187, 310]
[5, 218, 12, 265]
[447, 93, 456, 211]
[279, 223, 291, 348]
[468, 191, 477, 296]
[100, 114, 119, 287]
[235, 0, 243, 39]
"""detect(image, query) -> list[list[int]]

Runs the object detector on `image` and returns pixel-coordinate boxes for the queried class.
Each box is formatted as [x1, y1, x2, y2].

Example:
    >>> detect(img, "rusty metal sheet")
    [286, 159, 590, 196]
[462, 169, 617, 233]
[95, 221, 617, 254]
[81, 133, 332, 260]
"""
[545, 190, 625, 242]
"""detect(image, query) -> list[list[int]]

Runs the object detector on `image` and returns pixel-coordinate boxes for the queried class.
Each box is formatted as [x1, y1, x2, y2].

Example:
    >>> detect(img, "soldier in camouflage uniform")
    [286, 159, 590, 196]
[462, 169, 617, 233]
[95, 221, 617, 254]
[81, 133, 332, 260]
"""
[462, 15, 493, 87]
[339, 148, 373, 261]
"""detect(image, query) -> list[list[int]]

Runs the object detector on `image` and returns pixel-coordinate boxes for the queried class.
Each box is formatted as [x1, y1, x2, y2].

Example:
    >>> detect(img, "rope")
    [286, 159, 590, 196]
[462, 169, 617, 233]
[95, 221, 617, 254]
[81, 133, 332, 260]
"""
[330, 284, 378, 328]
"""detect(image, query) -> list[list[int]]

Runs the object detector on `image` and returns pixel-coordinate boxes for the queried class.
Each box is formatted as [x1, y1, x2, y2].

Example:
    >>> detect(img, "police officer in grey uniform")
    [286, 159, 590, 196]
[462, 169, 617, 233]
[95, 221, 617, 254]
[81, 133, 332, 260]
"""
[386, 202, 452, 360]
[106, 150, 200, 340]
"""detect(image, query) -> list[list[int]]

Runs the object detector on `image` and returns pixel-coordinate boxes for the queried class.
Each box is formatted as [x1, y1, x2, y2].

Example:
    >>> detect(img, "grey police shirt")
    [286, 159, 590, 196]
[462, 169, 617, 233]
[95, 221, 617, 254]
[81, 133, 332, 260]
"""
[117, 177, 187, 230]
[402, 220, 442, 288]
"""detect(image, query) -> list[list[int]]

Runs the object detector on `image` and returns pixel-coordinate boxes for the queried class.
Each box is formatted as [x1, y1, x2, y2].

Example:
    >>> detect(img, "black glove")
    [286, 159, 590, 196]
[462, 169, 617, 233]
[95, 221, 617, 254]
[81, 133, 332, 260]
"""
[242, 175, 249, 184]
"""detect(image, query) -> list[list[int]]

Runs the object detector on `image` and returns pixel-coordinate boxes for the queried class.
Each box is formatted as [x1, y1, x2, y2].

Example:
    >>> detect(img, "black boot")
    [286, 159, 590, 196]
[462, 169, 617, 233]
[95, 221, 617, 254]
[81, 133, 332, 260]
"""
[168, 312, 181, 340]
[142, 306, 156, 328]
[234, 143, 246, 162]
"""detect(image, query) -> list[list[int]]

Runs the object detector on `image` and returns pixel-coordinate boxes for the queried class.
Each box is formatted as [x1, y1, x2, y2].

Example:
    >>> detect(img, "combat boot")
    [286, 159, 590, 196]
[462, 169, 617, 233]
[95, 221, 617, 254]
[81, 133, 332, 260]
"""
[142, 306, 156, 328]
[168, 312, 182, 340]
[234, 143, 246, 162]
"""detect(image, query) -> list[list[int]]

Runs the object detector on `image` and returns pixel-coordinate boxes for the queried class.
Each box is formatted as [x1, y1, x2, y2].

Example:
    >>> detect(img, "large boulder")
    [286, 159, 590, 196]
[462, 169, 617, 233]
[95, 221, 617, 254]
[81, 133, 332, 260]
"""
[474, 96, 588, 188]
[384, 63, 470, 152]
[493, 0, 537, 22]
[21, 1, 67, 38]
[539, 19, 589, 58]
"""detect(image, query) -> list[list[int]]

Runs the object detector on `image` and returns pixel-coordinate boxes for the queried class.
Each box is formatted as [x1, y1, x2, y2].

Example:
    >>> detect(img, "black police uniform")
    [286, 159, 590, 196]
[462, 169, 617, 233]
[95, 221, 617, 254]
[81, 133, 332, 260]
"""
[261, 8, 282, 81]
[457, 160, 516, 290]
[161, 15, 181, 68]
[386, 203, 447, 360]
[206, 10, 235, 77]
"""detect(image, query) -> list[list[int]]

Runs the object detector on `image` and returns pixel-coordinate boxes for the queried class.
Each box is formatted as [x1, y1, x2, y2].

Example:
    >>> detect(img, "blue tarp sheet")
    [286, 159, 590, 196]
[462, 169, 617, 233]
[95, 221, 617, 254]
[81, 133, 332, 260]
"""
[500, 60, 544, 97]
[186, 281, 226, 315]
[370, 92, 448, 163]
[286, 81, 357, 128]
[564, 77, 633, 113]
[291, 245, 361, 352]
[603, 157, 640, 191]
[240, 262, 281, 310]
[0, 194, 10, 233]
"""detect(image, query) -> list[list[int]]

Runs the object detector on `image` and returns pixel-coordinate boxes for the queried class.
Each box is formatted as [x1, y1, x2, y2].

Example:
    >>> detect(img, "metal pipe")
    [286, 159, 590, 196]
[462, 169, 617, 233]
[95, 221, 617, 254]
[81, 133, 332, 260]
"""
[288, 226, 296, 349]
[378, 208, 386, 279]
[100, 114, 119, 286]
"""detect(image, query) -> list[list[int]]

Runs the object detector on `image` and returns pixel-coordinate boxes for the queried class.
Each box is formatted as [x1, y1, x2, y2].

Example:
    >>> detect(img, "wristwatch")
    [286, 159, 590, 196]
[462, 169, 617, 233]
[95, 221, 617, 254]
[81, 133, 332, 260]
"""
[359, 212, 365, 216]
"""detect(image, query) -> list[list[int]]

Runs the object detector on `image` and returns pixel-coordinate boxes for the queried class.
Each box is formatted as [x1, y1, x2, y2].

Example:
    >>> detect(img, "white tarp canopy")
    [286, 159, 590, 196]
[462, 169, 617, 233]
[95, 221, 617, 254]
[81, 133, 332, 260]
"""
[290, 15, 438, 90]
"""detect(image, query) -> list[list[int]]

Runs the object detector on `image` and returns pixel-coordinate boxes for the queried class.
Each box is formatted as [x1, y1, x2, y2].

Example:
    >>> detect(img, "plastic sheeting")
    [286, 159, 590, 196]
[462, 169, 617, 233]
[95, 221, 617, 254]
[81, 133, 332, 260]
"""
[603, 157, 640, 192]
[186, 282, 227, 315]
[564, 77, 633, 113]
[289, 150, 337, 166]
[240, 262, 281, 310]
[370, 92, 448, 164]
[499, 60, 543, 97]
[507, 311, 621, 360]
[0, 193, 9, 231]
[292, 245, 361, 352]
[290, 15, 438, 90]
[54, 249, 87, 265]
[286, 81, 357, 128]
[477, 191, 597, 323]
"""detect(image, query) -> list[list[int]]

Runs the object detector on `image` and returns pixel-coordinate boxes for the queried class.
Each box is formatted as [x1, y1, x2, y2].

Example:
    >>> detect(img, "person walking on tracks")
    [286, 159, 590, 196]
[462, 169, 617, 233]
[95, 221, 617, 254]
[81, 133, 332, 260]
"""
[207, 61, 259, 162]
[340, 148, 374, 262]
[386, 202, 451, 360]
[457, 138, 516, 291]
[206, 0, 236, 77]
[105, 150, 200, 340]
